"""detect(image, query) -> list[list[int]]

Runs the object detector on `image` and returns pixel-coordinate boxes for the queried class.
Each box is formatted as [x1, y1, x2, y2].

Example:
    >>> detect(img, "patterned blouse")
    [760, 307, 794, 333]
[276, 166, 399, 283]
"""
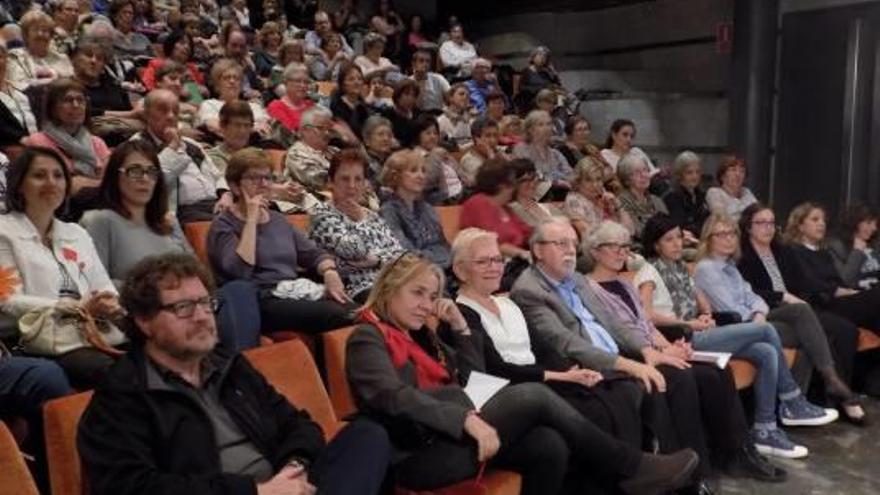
[309, 201, 404, 298]
[650, 258, 699, 320]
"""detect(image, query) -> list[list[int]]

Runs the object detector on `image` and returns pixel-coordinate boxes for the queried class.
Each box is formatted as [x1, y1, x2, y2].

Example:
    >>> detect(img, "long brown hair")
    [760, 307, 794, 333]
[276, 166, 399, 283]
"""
[98, 140, 170, 235]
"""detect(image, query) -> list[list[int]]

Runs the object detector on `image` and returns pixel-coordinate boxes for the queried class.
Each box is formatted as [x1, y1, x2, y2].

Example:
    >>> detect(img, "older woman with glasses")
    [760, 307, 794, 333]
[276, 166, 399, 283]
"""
[513, 109, 573, 200]
[735, 203, 864, 424]
[207, 147, 354, 337]
[705, 155, 757, 221]
[197, 58, 272, 139]
[8, 10, 74, 90]
[80, 140, 190, 285]
[266, 63, 316, 133]
[694, 214, 845, 424]
[617, 152, 668, 242]
[564, 157, 633, 238]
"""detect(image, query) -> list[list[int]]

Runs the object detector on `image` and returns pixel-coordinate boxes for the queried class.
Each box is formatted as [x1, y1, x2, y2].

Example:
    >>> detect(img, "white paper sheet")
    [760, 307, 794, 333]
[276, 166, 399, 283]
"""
[463, 371, 510, 411]
[689, 351, 733, 369]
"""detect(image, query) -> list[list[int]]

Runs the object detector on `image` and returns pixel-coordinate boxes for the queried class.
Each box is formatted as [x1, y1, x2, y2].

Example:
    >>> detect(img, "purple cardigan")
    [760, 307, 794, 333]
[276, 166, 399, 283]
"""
[586, 276, 657, 348]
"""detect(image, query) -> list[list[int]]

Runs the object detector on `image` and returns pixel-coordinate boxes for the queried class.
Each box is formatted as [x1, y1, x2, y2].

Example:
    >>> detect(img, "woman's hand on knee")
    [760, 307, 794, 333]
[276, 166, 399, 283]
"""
[464, 412, 500, 462]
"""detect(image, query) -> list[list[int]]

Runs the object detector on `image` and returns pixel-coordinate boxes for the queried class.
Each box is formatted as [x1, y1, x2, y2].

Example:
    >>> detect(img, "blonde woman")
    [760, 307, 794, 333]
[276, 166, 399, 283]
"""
[346, 251, 699, 495]
[563, 157, 633, 237]
[8, 10, 74, 90]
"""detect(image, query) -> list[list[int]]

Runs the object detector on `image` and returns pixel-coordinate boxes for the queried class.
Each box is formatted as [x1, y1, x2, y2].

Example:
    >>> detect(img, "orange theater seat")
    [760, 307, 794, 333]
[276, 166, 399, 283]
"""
[730, 348, 798, 390]
[316, 81, 337, 97]
[183, 221, 212, 265]
[266, 149, 287, 176]
[857, 327, 880, 352]
[0, 420, 40, 495]
[322, 328, 523, 495]
[244, 340, 342, 439]
[436, 205, 462, 243]
[287, 213, 310, 231]
[44, 391, 94, 495]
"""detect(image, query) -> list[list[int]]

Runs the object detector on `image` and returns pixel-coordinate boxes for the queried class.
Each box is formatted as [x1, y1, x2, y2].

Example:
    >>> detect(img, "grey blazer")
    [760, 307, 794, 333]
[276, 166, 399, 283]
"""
[346, 323, 485, 441]
[510, 265, 650, 371]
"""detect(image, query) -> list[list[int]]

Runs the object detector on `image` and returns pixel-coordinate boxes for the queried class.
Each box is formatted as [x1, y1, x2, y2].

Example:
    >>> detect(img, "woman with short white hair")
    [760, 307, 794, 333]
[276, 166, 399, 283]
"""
[513, 109, 573, 200]
[266, 63, 316, 133]
[617, 152, 668, 241]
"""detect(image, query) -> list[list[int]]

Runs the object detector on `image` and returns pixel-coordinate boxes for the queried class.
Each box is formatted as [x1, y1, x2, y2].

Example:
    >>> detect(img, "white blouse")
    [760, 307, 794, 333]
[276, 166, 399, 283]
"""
[457, 294, 536, 365]
[0, 212, 116, 317]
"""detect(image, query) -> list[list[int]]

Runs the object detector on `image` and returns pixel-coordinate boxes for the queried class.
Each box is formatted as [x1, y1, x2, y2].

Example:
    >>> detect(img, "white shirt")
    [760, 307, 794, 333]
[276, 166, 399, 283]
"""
[457, 294, 536, 365]
[633, 262, 676, 319]
[439, 40, 477, 69]
[0, 212, 116, 318]
[600, 146, 658, 175]
[7, 47, 74, 90]
[354, 55, 395, 79]
[196, 99, 270, 130]
[0, 87, 38, 134]
[705, 186, 757, 220]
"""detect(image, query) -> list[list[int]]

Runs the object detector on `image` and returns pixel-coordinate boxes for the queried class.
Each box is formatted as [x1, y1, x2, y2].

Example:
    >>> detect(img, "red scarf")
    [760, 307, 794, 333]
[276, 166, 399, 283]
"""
[359, 309, 451, 389]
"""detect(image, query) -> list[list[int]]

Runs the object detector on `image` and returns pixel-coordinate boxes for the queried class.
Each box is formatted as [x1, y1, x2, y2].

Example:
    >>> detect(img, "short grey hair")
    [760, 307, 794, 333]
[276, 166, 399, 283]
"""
[300, 106, 332, 129]
[282, 62, 309, 82]
[585, 220, 631, 251]
[362, 115, 392, 141]
[451, 228, 499, 266]
[672, 150, 701, 181]
[522, 109, 551, 142]
[528, 216, 574, 251]
[616, 152, 649, 189]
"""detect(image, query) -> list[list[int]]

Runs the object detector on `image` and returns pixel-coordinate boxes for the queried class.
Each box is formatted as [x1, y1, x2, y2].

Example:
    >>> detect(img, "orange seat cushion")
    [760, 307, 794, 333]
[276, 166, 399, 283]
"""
[183, 221, 212, 266]
[0, 421, 39, 495]
[44, 391, 94, 495]
[857, 327, 880, 352]
[322, 326, 357, 419]
[436, 205, 462, 243]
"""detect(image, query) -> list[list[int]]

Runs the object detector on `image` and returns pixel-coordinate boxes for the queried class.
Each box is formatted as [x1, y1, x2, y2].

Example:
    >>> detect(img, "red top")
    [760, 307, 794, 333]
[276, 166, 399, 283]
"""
[459, 193, 532, 249]
[267, 98, 316, 132]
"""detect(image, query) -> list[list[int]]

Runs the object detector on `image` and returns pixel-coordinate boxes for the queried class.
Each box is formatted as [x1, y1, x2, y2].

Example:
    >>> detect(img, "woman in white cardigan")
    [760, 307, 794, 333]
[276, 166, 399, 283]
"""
[0, 147, 124, 389]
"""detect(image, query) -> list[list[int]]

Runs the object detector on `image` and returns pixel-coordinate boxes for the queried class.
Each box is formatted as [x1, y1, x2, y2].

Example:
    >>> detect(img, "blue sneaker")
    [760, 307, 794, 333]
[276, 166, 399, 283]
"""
[779, 395, 839, 426]
[752, 427, 808, 459]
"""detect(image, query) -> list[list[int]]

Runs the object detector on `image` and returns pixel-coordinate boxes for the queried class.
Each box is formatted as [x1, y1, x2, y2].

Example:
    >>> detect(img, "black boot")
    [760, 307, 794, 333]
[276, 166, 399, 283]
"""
[725, 442, 787, 482]
[619, 448, 699, 495]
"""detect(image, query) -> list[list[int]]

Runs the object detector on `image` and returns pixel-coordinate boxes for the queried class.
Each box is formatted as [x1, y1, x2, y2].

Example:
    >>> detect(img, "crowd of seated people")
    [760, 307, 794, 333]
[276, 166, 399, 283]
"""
[1, 2, 880, 495]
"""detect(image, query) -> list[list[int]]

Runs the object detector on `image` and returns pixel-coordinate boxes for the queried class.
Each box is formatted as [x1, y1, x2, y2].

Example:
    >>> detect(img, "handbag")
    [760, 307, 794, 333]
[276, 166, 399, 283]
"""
[18, 305, 127, 357]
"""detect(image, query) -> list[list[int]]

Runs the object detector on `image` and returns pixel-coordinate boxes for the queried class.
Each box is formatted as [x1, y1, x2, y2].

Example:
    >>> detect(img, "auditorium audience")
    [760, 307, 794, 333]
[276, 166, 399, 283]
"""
[140, 30, 206, 93]
[459, 116, 501, 187]
[438, 22, 476, 78]
[0, 44, 39, 154]
[828, 204, 880, 289]
[410, 49, 449, 113]
[354, 32, 398, 81]
[378, 149, 452, 268]
[346, 250, 700, 495]
[309, 148, 404, 302]
[207, 147, 354, 334]
[459, 158, 532, 262]
[508, 158, 557, 228]
[78, 252, 391, 495]
[558, 115, 602, 167]
[108, 0, 152, 60]
[513, 110, 573, 199]
[520, 46, 562, 102]
[382, 78, 420, 147]
[436, 82, 474, 148]
[221, 24, 262, 97]
[617, 152, 668, 241]
[705, 155, 757, 220]
[737, 204, 865, 423]
[266, 63, 315, 134]
[7, 10, 73, 89]
[465, 58, 500, 114]
[412, 114, 464, 204]
[783, 202, 880, 333]
[80, 140, 190, 284]
[662, 151, 709, 242]
[71, 38, 139, 129]
[197, 58, 271, 139]
[50, 0, 80, 56]
[563, 157, 634, 238]
[636, 215, 848, 458]
[305, 11, 355, 59]
[601, 119, 657, 176]
[330, 62, 371, 139]
[253, 21, 284, 78]
[0, 146, 125, 389]
[133, 89, 233, 222]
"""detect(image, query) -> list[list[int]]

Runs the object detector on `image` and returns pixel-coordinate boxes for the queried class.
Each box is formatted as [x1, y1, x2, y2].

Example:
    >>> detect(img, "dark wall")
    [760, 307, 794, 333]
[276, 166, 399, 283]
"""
[774, 3, 880, 218]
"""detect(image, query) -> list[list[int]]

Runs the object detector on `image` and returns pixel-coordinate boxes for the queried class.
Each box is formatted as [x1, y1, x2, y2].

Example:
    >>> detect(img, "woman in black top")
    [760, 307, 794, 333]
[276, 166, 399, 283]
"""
[782, 202, 880, 333]
[738, 203, 865, 422]
[662, 150, 709, 239]
[329, 62, 372, 139]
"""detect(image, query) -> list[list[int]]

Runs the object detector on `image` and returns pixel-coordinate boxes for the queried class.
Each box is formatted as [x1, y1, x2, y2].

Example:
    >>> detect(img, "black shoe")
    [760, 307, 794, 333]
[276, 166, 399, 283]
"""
[677, 480, 716, 495]
[726, 443, 788, 482]
[619, 448, 700, 495]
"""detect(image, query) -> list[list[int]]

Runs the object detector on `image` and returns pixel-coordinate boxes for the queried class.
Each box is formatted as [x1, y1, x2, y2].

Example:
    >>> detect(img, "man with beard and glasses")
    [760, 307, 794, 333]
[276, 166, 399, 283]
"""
[77, 253, 391, 495]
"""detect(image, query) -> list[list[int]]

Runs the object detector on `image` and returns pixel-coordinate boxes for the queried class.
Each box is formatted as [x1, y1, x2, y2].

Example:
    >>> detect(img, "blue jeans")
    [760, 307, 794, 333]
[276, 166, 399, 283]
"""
[0, 356, 72, 417]
[691, 322, 800, 427]
[215, 281, 262, 353]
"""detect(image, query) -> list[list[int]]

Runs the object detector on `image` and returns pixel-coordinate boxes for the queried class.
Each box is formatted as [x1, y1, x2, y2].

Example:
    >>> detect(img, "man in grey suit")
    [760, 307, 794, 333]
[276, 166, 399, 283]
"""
[511, 218, 786, 494]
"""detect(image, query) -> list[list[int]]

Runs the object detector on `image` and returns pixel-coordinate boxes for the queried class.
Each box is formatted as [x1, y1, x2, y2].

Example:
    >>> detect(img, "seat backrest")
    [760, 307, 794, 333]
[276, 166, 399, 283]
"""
[0, 420, 40, 495]
[435, 205, 462, 243]
[244, 340, 341, 438]
[183, 221, 212, 266]
[44, 391, 94, 495]
[286, 214, 310, 232]
[266, 149, 287, 175]
[322, 326, 357, 419]
[316, 81, 337, 97]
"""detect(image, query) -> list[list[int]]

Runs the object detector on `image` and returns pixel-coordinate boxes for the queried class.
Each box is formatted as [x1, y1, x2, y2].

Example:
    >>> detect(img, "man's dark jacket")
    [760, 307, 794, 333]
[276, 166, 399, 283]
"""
[77, 346, 325, 495]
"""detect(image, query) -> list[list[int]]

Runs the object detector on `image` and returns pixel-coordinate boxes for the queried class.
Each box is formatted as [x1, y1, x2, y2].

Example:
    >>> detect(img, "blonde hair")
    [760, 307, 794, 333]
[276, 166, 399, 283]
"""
[572, 156, 605, 188]
[451, 228, 499, 266]
[20, 10, 55, 39]
[209, 58, 243, 88]
[522, 109, 551, 143]
[362, 253, 445, 323]
[697, 214, 741, 260]
[783, 202, 825, 244]
[379, 149, 424, 189]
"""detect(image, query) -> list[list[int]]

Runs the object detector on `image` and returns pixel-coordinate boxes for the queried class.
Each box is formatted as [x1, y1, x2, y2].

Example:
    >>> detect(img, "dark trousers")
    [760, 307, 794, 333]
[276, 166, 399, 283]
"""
[308, 419, 391, 495]
[216, 281, 262, 352]
[394, 382, 642, 495]
[815, 310, 859, 382]
[824, 286, 880, 331]
[177, 199, 217, 224]
[646, 365, 708, 476]
[553, 377, 644, 449]
[54, 348, 117, 390]
[0, 356, 71, 417]
[259, 293, 356, 334]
